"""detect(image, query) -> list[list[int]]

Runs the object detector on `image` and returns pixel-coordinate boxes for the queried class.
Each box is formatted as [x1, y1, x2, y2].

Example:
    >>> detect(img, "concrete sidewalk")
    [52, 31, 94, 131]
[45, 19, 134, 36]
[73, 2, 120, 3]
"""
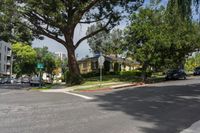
[41, 82, 145, 93]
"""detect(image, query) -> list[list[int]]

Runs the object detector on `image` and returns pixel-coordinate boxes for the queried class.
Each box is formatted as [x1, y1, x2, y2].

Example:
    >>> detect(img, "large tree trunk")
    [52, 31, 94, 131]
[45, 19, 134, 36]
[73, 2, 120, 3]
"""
[66, 46, 83, 85]
[141, 62, 148, 82]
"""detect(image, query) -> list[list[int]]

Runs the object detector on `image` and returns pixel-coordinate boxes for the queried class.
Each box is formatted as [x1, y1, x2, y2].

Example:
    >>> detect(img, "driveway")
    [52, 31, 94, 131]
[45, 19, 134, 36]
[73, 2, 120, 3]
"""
[0, 77, 200, 133]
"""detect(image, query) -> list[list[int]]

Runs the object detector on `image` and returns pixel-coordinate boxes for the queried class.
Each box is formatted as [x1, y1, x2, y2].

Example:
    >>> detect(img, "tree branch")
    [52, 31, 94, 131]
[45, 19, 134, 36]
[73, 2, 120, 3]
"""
[80, 0, 101, 14]
[28, 11, 63, 29]
[75, 16, 112, 48]
[22, 13, 66, 45]
[79, 13, 111, 24]
[36, 26, 66, 45]
[72, 0, 101, 26]
[22, 22, 66, 46]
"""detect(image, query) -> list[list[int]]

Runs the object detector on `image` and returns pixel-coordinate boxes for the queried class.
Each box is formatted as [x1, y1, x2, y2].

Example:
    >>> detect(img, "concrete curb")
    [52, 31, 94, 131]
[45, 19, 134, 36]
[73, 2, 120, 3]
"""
[77, 82, 145, 92]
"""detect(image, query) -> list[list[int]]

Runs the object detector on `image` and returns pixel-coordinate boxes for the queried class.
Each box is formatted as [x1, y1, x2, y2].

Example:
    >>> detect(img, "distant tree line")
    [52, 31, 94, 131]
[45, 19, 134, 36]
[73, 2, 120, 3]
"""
[87, 3, 200, 80]
[12, 43, 67, 78]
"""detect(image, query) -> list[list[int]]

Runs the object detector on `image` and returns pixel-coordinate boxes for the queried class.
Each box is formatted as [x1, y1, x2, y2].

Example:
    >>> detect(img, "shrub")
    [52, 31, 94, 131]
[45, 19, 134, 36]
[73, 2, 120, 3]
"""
[120, 70, 142, 77]
[81, 72, 100, 78]
[120, 70, 152, 77]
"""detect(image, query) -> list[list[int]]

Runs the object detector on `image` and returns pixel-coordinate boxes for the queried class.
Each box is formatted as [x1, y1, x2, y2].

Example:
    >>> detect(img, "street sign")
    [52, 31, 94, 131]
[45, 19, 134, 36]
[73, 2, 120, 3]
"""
[37, 63, 44, 69]
[98, 55, 105, 87]
[98, 55, 105, 68]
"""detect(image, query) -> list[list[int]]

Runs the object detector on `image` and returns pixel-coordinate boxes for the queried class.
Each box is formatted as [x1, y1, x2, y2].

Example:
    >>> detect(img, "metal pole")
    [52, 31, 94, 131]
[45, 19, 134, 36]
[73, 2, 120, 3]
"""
[10, 55, 13, 79]
[100, 67, 102, 87]
[39, 68, 42, 87]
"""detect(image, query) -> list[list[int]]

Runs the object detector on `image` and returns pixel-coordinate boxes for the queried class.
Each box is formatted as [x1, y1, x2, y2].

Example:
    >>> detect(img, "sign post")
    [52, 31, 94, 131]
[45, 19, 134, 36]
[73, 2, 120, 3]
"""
[98, 54, 105, 87]
[37, 63, 44, 87]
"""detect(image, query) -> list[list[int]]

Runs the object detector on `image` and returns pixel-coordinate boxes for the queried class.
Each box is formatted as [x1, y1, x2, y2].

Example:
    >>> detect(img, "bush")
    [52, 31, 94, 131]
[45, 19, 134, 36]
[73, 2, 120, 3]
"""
[120, 70, 142, 77]
[64, 71, 70, 82]
[81, 70, 152, 79]
[65, 71, 83, 85]
[81, 72, 100, 78]
[108, 71, 120, 75]
[120, 70, 152, 77]
[146, 71, 152, 77]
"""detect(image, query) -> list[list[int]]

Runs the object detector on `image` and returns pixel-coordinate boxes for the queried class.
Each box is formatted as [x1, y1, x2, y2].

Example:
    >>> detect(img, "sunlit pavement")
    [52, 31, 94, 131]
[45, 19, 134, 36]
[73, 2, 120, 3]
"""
[0, 77, 200, 133]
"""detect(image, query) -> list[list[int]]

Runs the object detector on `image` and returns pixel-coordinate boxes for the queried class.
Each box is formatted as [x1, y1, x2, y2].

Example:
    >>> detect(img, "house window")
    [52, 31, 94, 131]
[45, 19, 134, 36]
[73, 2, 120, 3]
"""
[83, 62, 87, 68]
[91, 62, 97, 70]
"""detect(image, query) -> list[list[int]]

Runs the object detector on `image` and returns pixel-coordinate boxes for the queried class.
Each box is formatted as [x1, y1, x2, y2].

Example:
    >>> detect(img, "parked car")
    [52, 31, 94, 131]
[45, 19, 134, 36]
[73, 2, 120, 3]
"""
[21, 77, 30, 84]
[165, 69, 187, 80]
[193, 67, 200, 76]
[0, 77, 12, 84]
[44, 77, 53, 84]
[15, 77, 22, 84]
[0, 77, 6, 84]
[30, 77, 43, 86]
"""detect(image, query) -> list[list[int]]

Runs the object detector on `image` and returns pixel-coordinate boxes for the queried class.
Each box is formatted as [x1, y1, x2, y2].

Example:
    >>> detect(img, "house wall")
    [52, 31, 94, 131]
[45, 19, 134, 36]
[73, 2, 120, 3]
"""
[79, 60, 93, 74]
[0, 40, 12, 77]
[78, 59, 142, 74]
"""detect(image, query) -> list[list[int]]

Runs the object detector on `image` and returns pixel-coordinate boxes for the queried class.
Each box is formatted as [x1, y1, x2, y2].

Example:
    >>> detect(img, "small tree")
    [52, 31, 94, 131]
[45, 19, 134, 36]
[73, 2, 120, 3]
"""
[34, 47, 58, 77]
[87, 26, 124, 56]
[12, 43, 37, 77]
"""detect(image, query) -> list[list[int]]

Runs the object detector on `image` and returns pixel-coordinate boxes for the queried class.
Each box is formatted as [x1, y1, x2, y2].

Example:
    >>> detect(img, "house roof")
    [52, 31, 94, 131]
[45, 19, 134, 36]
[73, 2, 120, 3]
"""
[78, 55, 140, 66]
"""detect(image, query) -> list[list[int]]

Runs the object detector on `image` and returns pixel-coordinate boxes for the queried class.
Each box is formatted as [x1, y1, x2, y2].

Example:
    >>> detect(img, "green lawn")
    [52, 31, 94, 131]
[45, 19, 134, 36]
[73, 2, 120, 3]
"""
[83, 75, 142, 84]
[31, 74, 166, 91]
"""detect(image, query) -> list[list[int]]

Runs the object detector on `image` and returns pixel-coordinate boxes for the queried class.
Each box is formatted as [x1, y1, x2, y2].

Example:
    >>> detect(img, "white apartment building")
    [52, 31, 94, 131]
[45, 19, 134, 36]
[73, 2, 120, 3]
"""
[0, 40, 12, 77]
[54, 52, 67, 61]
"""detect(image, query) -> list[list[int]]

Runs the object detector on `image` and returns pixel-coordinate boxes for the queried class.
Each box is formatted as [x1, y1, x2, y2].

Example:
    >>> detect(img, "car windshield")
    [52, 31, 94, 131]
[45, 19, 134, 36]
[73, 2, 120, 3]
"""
[32, 77, 40, 80]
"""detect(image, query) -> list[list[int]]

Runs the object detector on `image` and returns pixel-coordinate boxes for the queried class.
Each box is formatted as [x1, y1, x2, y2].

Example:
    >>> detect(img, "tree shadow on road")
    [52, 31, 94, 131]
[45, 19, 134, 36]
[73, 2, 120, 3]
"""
[92, 83, 200, 133]
[0, 84, 30, 90]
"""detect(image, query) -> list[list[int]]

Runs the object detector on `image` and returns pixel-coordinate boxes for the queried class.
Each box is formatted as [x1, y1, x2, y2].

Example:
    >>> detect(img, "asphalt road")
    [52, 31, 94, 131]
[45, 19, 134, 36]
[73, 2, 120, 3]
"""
[0, 77, 200, 133]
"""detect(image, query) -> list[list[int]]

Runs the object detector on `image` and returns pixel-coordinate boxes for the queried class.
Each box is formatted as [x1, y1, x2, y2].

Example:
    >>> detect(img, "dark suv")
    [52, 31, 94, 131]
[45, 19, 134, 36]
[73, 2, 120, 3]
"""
[165, 69, 187, 80]
[193, 67, 200, 76]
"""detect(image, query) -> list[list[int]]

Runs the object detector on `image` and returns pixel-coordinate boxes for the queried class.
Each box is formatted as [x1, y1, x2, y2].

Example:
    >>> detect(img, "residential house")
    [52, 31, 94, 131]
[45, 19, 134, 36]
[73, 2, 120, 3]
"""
[78, 55, 141, 74]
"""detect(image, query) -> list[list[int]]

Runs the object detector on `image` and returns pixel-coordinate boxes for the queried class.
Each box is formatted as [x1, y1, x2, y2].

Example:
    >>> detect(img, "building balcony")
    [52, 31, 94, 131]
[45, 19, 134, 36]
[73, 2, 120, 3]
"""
[1, 71, 10, 75]
[7, 51, 12, 57]
[6, 71, 10, 75]
[6, 61, 11, 65]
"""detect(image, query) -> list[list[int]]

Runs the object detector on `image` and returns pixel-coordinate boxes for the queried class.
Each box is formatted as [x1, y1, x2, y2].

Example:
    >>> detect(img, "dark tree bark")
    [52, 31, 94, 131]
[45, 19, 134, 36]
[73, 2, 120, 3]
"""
[141, 62, 148, 82]
[64, 27, 83, 84]
[66, 45, 82, 84]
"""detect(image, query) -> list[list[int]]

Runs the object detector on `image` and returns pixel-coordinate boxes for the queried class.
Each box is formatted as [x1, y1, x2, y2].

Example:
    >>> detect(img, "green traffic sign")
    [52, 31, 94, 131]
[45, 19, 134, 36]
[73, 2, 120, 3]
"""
[37, 63, 44, 69]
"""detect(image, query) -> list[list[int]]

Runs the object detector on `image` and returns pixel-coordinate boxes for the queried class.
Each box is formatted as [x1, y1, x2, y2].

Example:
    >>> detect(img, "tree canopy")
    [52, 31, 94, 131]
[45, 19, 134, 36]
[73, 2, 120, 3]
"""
[87, 25, 124, 56]
[0, 0, 33, 43]
[12, 42, 37, 76]
[0, 0, 144, 84]
[124, 6, 200, 80]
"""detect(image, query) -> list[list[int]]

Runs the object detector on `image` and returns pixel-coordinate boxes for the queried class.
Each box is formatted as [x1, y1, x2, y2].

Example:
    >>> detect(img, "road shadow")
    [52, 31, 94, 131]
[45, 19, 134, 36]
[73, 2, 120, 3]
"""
[92, 83, 200, 133]
[0, 84, 30, 90]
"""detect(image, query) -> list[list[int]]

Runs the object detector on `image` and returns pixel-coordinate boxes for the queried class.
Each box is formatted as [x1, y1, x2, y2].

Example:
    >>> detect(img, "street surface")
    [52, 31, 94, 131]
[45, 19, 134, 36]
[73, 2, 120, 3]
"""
[0, 77, 200, 133]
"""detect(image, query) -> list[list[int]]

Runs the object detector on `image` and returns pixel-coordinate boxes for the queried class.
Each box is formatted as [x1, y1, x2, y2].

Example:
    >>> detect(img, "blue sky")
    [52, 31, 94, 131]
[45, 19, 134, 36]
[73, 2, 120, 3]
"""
[32, 0, 168, 59]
